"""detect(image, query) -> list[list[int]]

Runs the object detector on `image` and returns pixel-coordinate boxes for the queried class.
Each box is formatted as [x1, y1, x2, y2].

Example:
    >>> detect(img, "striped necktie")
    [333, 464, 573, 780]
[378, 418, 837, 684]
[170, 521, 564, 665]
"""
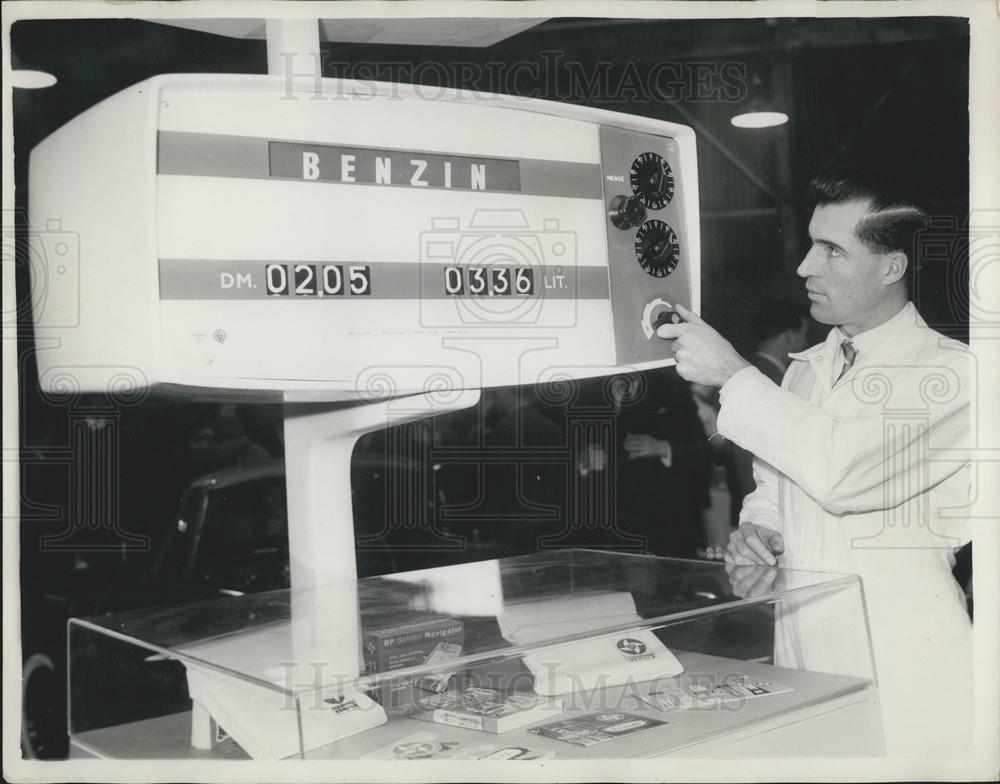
[835, 340, 858, 384]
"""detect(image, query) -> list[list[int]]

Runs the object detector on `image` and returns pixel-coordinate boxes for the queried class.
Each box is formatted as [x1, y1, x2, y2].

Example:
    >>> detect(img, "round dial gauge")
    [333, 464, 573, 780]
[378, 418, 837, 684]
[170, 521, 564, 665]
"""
[634, 220, 680, 278]
[629, 152, 675, 209]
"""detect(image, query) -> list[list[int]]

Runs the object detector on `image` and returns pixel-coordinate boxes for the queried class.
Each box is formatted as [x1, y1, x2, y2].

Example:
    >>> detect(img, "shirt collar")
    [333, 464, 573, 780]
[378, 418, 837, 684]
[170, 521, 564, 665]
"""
[834, 302, 914, 355]
[789, 302, 918, 364]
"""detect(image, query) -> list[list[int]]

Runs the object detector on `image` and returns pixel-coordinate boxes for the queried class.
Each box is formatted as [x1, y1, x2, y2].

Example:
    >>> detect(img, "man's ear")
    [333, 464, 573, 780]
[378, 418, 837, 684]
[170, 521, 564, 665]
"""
[883, 251, 908, 286]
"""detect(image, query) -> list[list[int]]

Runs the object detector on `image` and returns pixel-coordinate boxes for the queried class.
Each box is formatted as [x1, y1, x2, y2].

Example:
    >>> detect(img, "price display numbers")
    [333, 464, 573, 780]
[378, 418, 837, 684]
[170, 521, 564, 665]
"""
[265, 263, 371, 297]
[444, 266, 535, 296]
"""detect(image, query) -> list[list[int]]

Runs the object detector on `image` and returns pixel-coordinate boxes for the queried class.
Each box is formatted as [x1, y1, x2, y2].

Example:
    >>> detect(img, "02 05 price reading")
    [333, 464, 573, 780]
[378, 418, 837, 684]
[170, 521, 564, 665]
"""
[265, 263, 371, 297]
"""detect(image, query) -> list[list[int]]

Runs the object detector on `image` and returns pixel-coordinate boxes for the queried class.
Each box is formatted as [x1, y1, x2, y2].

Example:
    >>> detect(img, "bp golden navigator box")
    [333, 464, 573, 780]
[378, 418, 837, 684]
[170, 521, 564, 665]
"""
[364, 618, 465, 708]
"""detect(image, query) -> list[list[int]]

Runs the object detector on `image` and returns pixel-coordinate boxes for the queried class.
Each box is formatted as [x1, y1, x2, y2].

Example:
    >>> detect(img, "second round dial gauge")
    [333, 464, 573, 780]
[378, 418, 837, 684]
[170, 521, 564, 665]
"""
[634, 220, 680, 278]
[630, 152, 675, 209]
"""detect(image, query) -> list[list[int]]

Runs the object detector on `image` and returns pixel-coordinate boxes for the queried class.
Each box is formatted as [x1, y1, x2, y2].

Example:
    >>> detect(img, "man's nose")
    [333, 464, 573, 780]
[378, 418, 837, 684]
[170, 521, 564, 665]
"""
[796, 248, 818, 278]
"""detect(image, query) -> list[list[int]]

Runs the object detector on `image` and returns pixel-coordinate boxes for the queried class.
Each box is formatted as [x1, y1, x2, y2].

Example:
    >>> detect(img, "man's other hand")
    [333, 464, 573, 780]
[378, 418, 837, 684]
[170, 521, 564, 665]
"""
[576, 443, 607, 475]
[725, 562, 785, 599]
[656, 304, 751, 386]
[725, 522, 785, 567]
[623, 433, 671, 460]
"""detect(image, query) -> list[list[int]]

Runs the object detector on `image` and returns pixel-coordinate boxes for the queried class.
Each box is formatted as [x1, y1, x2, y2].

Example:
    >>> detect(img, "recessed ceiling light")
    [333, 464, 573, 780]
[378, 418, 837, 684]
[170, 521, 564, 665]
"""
[731, 111, 789, 129]
[11, 69, 57, 89]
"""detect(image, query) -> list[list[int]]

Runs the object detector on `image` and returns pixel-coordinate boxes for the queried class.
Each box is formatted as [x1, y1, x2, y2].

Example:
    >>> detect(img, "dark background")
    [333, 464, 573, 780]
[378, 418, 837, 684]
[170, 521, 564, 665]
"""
[12, 16, 971, 346]
[12, 18, 971, 530]
[11, 15, 971, 745]
[11, 11, 972, 577]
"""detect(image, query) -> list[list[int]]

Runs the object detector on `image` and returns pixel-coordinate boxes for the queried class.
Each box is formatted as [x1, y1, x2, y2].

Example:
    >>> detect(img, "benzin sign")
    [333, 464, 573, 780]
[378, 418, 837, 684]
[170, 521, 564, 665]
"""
[269, 141, 522, 193]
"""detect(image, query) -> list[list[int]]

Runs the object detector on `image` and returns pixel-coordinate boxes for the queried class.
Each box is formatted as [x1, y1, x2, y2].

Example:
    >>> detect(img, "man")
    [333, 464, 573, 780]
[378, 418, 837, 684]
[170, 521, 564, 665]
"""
[746, 300, 812, 385]
[656, 171, 972, 757]
[430, 385, 566, 559]
[572, 368, 711, 557]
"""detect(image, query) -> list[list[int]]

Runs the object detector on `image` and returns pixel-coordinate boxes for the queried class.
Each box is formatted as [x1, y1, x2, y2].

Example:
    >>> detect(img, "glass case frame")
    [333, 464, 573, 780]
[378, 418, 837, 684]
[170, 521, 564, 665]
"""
[68, 549, 882, 760]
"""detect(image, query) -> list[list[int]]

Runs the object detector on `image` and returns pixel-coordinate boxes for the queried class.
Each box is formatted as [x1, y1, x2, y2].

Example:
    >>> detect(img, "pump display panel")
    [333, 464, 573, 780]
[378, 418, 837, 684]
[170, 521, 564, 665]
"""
[29, 75, 699, 400]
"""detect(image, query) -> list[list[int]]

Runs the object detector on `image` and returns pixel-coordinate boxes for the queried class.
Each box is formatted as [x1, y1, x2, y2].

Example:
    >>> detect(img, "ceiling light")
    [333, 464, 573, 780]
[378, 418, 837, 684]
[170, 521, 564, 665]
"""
[11, 69, 57, 89]
[730, 65, 787, 129]
[731, 111, 789, 129]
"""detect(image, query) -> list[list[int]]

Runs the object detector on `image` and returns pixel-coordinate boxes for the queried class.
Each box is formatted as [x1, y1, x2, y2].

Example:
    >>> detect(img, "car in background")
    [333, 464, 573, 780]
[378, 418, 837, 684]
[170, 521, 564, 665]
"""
[20, 460, 286, 758]
[20, 441, 454, 759]
[20, 459, 394, 758]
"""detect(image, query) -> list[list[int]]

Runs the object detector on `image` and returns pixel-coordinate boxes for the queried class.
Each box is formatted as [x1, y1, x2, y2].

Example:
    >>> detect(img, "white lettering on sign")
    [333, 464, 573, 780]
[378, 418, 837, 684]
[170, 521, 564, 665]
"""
[444, 266, 464, 295]
[272, 142, 520, 192]
[470, 163, 486, 191]
[444, 266, 535, 296]
[410, 159, 429, 187]
[265, 263, 370, 297]
[220, 272, 253, 289]
[341, 154, 356, 183]
[303, 152, 320, 180]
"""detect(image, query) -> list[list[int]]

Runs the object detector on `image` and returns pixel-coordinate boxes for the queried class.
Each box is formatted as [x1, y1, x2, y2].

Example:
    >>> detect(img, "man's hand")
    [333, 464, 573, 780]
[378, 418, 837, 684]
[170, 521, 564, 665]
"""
[725, 522, 785, 567]
[576, 443, 607, 475]
[656, 304, 751, 387]
[725, 561, 785, 599]
[623, 433, 671, 460]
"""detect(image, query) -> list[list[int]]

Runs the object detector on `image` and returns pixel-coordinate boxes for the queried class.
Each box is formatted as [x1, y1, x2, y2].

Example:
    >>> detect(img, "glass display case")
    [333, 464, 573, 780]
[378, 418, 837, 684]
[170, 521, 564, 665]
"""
[67, 550, 883, 760]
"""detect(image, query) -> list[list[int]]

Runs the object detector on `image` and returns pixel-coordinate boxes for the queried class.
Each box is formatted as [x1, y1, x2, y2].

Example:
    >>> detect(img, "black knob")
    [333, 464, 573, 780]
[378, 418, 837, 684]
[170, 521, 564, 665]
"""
[608, 194, 647, 230]
[653, 310, 681, 330]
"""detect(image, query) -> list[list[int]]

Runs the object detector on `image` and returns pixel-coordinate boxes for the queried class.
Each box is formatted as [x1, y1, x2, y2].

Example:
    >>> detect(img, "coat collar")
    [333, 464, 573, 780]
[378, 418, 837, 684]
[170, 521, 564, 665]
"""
[787, 302, 923, 367]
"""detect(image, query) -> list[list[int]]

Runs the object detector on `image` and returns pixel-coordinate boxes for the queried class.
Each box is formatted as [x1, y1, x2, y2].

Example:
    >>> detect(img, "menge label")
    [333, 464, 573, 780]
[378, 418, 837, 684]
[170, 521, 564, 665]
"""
[269, 142, 521, 193]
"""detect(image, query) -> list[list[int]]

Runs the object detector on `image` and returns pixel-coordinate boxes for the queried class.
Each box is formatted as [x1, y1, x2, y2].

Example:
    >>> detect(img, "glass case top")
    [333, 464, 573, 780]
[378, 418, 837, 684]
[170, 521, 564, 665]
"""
[71, 549, 858, 696]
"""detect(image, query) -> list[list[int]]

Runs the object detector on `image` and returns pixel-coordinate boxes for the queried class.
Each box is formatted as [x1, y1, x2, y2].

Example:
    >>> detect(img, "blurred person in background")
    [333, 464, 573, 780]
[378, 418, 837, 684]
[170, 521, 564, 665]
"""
[430, 386, 565, 559]
[573, 367, 712, 558]
[730, 301, 812, 506]
[189, 403, 272, 476]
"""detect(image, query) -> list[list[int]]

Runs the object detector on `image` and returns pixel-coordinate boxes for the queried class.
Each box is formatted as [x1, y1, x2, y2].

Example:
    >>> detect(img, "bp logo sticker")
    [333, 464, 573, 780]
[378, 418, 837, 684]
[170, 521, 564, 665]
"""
[616, 638, 647, 656]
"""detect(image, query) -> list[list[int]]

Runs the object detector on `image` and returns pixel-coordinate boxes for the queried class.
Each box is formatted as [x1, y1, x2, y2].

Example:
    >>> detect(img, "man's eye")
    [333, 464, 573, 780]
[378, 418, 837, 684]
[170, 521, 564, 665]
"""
[827, 246, 842, 258]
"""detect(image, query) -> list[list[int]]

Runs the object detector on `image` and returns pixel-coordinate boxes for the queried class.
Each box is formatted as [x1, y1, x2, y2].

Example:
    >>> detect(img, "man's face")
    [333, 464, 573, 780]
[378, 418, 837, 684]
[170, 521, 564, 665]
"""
[796, 199, 894, 336]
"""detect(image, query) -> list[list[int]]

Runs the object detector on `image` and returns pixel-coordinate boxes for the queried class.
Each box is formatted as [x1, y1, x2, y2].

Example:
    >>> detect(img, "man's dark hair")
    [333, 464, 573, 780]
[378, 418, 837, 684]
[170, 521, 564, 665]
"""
[809, 168, 927, 289]
[751, 299, 808, 346]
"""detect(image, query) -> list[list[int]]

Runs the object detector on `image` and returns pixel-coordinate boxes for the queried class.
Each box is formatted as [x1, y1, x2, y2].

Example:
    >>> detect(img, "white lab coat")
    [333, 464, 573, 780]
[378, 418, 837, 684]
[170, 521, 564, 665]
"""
[718, 302, 973, 757]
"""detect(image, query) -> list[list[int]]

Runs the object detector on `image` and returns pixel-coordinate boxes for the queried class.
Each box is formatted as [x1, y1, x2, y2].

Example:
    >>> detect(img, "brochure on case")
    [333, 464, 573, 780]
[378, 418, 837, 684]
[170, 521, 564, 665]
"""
[363, 730, 555, 760]
[528, 712, 666, 747]
[409, 685, 563, 733]
[640, 674, 794, 712]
